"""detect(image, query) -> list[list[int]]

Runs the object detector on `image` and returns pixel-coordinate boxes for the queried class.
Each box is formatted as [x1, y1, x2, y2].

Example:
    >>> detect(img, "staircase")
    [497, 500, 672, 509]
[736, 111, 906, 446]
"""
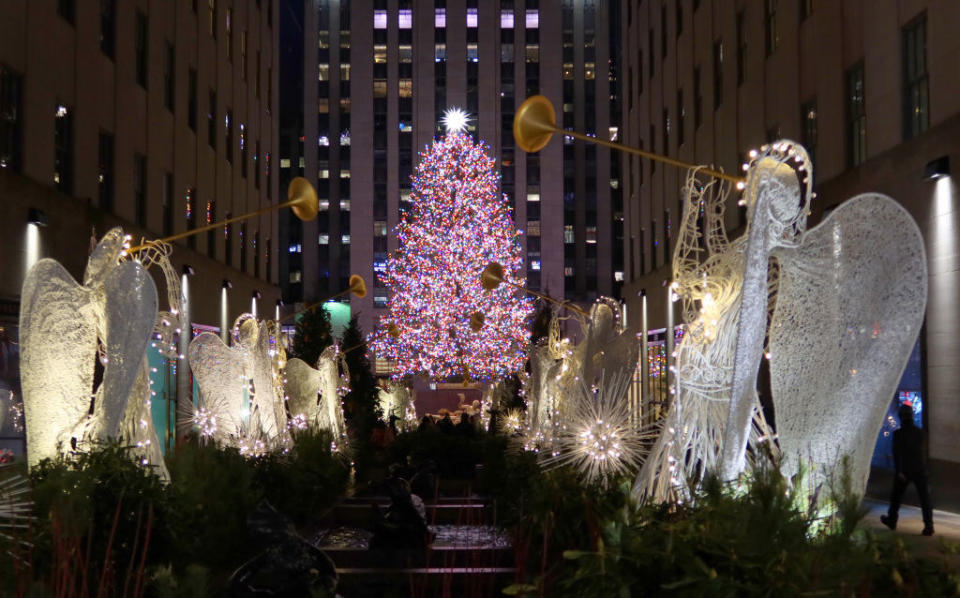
[313, 478, 517, 597]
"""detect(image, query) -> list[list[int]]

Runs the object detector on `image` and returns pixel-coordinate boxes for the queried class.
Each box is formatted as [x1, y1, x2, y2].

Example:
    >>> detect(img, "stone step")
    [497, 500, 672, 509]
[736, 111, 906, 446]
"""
[321, 501, 493, 526]
[324, 544, 515, 568]
[334, 566, 517, 598]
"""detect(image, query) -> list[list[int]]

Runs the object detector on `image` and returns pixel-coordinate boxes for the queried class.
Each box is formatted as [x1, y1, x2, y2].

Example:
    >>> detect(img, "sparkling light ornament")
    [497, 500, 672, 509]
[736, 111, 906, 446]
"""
[369, 131, 533, 381]
[441, 107, 470, 133]
[543, 370, 653, 487]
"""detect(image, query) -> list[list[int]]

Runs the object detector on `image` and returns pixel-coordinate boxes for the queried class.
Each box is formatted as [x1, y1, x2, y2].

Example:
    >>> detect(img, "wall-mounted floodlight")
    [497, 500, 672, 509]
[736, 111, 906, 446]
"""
[27, 208, 48, 227]
[924, 156, 950, 181]
[182, 264, 196, 276]
[222, 279, 233, 290]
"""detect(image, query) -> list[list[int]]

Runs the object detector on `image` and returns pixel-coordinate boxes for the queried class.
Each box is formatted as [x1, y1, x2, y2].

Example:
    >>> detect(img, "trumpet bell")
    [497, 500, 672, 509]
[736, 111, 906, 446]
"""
[514, 95, 557, 153]
[288, 177, 319, 222]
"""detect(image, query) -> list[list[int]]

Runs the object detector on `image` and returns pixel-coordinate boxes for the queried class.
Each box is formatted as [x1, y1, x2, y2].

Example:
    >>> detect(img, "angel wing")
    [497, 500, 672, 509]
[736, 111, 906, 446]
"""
[285, 358, 323, 427]
[769, 194, 927, 496]
[188, 332, 246, 443]
[251, 320, 285, 438]
[317, 345, 347, 439]
[20, 259, 97, 466]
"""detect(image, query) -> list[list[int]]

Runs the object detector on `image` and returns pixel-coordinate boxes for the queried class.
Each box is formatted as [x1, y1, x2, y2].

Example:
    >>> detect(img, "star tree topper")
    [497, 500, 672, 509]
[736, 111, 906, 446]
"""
[369, 125, 533, 381]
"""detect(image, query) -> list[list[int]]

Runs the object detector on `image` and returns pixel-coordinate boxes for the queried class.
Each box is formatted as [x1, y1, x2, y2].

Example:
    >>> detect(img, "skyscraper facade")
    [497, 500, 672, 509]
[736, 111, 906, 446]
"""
[280, 0, 623, 338]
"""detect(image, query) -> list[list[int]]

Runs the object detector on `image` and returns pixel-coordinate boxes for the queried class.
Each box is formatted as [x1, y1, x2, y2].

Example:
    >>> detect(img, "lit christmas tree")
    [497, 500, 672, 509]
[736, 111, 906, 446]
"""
[369, 119, 532, 381]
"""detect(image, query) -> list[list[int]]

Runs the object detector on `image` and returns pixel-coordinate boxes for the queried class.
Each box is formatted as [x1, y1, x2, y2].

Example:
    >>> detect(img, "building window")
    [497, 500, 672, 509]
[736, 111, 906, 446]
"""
[677, 89, 685, 146]
[847, 62, 866, 167]
[188, 68, 197, 130]
[662, 107, 669, 155]
[902, 13, 928, 140]
[54, 104, 73, 195]
[208, 90, 217, 148]
[239, 123, 246, 176]
[800, 0, 813, 21]
[58, 0, 75, 24]
[713, 41, 723, 110]
[254, 230, 261, 279]
[676, 0, 683, 38]
[206, 199, 216, 258]
[693, 66, 701, 128]
[736, 10, 746, 85]
[240, 222, 247, 273]
[164, 42, 175, 111]
[240, 31, 248, 80]
[226, 9, 233, 61]
[0, 67, 23, 171]
[564, 225, 575, 244]
[162, 172, 173, 237]
[765, 0, 778, 56]
[185, 187, 196, 249]
[225, 110, 233, 162]
[254, 140, 260, 187]
[134, 154, 147, 227]
[800, 97, 817, 165]
[100, 0, 115, 58]
[208, 0, 217, 38]
[98, 131, 114, 210]
[267, 67, 272, 111]
[256, 50, 261, 96]
[135, 11, 148, 88]
[648, 29, 654, 78]
[661, 3, 667, 58]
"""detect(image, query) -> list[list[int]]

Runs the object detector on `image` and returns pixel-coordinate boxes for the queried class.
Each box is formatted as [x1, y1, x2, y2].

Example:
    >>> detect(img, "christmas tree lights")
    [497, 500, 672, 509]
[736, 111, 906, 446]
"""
[369, 131, 533, 381]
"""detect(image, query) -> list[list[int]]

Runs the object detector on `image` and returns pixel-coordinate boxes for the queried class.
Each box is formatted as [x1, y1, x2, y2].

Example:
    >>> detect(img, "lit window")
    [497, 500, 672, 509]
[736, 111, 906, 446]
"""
[530, 259, 541, 271]
[319, 199, 330, 210]
[340, 169, 350, 178]
[525, 44, 539, 63]
[564, 266, 574, 276]
[374, 45, 387, 63]
[525, 9, 539, 28]
[340, 63, 351, 80]
[318, 64, 330, 81]
[527, 193, 540, 202]
[563, 63, 574, 79]
[527, 220, 541, 236]
[399, 45, 412, 63]
[374, 221, 388, 236]
[280, 158, 291, 168]
[399, 122, 413, 132]
[374, 10, 387, 29]
[467, 44, 478, 62]
[614, 271, 624, 282]
[586, 226, 597, 244]
[584, 62, 596, 80]
[374, 80, 387, 98]
[501, 10, 514, 28]
[340, 130, 351, 145]
[398, 9, 412, 29]
[435, 44, 446, 62]
[435, 8, 446, 28]
[318, 234, 329, 244]
[290, 270, 302, 283]
[374, 295, 388, 308]
[466, 8, 477, 27]
[399, 79, 412, 98]
[342, 234, 351, 244]
[564, 225, 575, 243]
[340, 199, 351, 211]
[288, 243, 302, 253]
[319, 135, 329, 146]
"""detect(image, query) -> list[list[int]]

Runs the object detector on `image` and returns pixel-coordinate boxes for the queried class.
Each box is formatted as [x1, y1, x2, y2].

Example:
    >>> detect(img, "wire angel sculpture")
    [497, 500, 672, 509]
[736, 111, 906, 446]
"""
[188, 314, 288, 450]
[377, 380, 415, 431]
[284, 344, 349, 446]
[633, 141, 926, 504]
[19, 228, 170, 478]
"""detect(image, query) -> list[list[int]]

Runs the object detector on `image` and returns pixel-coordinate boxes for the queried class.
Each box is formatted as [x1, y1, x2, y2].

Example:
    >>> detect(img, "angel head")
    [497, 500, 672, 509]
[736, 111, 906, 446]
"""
[742, 140, 814, 246]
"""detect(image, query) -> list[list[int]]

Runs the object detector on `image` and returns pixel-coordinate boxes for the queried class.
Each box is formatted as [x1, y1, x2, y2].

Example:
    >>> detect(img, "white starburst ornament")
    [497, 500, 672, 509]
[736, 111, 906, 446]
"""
[441, 107, 470, 133]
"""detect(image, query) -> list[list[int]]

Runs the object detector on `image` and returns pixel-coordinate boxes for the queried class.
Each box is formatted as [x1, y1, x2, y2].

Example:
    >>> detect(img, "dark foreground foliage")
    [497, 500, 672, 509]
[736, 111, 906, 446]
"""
[480, 447, 960, 597]
[0, 429, 349, 597]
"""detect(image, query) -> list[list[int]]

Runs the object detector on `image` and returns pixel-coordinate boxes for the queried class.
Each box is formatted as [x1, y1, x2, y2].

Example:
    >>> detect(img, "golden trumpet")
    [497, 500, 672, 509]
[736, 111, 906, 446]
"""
[480, 261, 588, 316]
[514, 95, 744, 184]
[126, 177, 319, 253]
